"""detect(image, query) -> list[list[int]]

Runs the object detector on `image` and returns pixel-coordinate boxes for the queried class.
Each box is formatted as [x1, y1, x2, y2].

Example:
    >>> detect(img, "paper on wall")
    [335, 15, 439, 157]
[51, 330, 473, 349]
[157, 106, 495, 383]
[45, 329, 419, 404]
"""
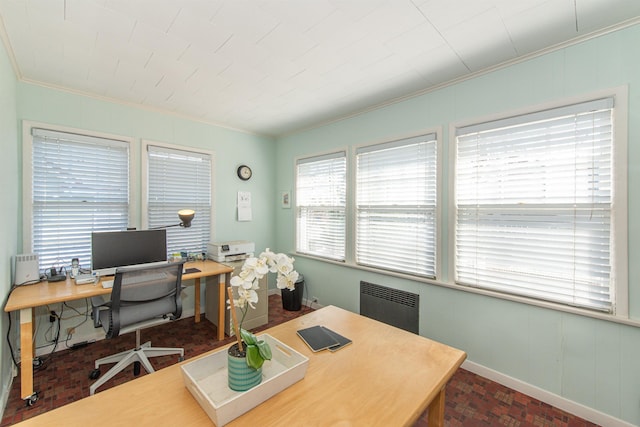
[238, 191, 252, 221]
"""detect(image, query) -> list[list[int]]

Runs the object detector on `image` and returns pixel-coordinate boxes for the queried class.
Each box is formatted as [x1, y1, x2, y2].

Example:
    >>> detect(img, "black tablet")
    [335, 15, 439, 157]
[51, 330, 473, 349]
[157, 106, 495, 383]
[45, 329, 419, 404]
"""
[322, 326, 352, 352]
[297, 325, 339, 352]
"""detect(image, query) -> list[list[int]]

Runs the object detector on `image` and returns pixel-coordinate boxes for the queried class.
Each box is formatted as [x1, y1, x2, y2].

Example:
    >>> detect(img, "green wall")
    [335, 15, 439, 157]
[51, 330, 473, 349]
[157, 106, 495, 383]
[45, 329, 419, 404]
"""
[0, 37, 18, 410]
[275, 24, 640, 425]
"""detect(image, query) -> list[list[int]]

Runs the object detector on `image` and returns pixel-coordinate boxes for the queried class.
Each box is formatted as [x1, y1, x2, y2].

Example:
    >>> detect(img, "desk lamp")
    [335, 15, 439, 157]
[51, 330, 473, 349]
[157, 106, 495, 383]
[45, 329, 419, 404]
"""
[150, 209, 195, 229]
[176, 209, 195, 227]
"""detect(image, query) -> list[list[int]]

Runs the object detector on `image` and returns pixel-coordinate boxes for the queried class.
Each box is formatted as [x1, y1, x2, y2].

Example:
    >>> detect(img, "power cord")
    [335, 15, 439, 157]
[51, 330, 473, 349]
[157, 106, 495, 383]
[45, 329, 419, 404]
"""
[61, 299, 91, 348]
[32, 305, 62, 371]
[3, 285, 20, 369]
[3, 284, 94, 372]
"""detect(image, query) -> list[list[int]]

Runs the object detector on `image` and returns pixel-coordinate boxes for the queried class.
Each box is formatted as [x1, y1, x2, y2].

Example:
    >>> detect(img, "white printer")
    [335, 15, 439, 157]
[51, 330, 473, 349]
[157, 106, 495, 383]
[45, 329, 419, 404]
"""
[207, 240, 255, 263]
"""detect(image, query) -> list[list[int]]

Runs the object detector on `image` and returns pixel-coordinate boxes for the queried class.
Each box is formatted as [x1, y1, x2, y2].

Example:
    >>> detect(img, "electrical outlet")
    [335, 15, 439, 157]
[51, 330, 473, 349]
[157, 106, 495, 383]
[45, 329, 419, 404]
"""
[67, 327, 76, 335]
[312, 296, 319, 304]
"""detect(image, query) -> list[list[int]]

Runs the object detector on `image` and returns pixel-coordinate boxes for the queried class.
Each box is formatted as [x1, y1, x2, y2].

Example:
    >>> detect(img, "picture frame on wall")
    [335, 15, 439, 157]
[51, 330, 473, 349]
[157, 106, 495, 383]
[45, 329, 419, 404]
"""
[281, 191, 291, 209]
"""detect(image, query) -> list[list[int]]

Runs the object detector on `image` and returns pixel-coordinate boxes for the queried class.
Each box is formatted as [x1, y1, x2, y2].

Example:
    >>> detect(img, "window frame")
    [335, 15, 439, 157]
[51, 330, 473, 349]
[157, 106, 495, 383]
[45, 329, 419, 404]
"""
[141, 140, 215, 256]
[22, 121, 136, 269]
[294, 150, 347, 262]
[449, 87, 629, 316]
[354, 133, 441, 278]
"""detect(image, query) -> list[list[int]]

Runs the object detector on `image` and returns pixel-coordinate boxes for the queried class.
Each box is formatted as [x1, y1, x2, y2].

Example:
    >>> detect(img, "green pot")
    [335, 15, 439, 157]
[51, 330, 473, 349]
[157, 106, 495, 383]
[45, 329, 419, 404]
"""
[227, 344, 262, 391]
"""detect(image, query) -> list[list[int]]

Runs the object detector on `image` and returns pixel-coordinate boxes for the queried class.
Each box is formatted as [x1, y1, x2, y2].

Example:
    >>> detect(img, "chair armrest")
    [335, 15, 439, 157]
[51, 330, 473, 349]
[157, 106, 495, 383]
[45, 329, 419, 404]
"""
[90, 296, 110, 328]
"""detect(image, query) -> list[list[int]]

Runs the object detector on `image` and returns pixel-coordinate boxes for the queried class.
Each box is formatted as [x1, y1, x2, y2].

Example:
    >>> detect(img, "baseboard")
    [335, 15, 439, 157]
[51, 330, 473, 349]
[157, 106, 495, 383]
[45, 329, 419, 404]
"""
[462, 360, 636, 427]
[303, 298, 323, 310]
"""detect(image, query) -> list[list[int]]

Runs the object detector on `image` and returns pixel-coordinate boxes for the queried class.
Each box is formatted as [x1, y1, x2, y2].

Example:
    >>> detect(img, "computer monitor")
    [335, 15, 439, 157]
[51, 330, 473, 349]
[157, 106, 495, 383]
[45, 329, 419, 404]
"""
[91, 229, 168, 276]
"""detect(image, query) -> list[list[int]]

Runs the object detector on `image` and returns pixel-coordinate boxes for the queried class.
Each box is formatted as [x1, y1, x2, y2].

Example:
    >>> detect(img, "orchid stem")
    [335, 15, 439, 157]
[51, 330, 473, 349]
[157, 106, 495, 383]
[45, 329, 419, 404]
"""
[227, 286, 243, 352]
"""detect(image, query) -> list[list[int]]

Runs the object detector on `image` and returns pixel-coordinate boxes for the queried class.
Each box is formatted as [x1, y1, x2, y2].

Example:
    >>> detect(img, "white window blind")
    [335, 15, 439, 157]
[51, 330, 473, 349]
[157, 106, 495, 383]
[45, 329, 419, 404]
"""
[31, 128, 130, 271]
[296, 152, 346, 261]
[455, 98, 615, 312]
[147, 145, 212, 255]
[356, 135, 438, 277]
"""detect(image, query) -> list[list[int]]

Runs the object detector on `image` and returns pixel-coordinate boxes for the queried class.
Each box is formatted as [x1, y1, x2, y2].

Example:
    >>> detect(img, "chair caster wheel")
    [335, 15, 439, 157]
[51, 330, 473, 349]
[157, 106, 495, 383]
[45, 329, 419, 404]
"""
[178, 356, 184, 362]
[133, 361, 141, 376]
[25, 392, 39, 407]
[89, 369, 101, 380]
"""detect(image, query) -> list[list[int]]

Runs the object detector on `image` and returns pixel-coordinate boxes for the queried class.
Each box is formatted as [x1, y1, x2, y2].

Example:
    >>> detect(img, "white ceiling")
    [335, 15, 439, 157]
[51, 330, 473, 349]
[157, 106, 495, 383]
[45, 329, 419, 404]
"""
[1, 0, 639, 137]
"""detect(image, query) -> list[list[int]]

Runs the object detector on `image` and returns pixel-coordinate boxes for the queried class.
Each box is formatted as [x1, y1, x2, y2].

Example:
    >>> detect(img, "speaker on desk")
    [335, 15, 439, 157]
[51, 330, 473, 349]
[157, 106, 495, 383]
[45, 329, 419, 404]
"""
[14, 254, 41, 285]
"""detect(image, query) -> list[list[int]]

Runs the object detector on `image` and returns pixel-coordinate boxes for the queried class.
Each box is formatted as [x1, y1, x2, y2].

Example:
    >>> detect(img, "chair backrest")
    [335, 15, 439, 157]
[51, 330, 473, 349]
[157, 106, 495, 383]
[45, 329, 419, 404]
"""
[104, 262, 184, 339]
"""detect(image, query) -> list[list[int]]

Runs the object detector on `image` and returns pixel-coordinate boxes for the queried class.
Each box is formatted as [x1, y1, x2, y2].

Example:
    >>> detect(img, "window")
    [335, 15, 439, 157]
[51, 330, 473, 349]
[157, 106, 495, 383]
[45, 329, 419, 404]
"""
[356, 134, 438, 277]
[454, 97, 620, 312]
[146, 144, 212, 255]
[296, 152, 346, 261]
[28, 127, 130, 271]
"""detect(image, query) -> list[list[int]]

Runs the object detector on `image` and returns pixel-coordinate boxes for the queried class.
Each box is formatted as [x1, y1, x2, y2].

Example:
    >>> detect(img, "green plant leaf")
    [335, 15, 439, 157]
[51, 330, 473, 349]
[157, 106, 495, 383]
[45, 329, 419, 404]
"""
[256, 339, 272, 360]
[246, 345, 265, 370]
[240, 329, 257, 345]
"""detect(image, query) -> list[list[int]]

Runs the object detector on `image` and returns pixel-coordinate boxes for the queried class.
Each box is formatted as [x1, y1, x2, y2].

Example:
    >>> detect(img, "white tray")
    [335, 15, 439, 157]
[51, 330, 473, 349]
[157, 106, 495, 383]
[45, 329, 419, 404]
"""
[181, 334, 309, 426]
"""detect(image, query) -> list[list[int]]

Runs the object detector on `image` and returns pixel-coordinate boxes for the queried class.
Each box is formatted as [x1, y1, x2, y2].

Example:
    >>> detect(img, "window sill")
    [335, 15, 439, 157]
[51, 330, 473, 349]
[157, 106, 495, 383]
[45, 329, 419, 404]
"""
[293, 252, 640, 329]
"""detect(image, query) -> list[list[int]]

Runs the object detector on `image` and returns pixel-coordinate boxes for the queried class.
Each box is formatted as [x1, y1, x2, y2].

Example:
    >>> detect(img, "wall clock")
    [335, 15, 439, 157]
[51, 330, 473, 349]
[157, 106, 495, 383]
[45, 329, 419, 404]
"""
[237, 165, 252, 181]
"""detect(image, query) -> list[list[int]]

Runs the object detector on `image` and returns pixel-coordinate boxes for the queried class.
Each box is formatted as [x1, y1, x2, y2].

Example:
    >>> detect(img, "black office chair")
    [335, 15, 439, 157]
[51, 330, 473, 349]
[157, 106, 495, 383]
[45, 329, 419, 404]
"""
[89, 262, 185, 395]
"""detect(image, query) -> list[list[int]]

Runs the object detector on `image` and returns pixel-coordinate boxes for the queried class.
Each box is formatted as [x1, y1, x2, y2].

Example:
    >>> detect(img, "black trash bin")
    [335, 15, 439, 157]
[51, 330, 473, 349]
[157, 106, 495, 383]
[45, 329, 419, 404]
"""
[281, 274, 304, 311]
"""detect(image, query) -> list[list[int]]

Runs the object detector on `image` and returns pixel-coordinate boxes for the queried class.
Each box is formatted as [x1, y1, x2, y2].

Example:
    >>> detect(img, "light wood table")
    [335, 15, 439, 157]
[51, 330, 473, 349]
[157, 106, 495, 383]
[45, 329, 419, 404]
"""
[3, 259, 233, 403]
[11, 305, 466, 427]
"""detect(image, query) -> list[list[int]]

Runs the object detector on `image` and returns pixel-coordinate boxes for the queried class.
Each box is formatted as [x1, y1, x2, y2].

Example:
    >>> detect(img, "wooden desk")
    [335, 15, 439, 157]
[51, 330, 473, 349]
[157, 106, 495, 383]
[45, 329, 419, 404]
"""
[3, 259, 233, 403]
[12, 306, 466, 427]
